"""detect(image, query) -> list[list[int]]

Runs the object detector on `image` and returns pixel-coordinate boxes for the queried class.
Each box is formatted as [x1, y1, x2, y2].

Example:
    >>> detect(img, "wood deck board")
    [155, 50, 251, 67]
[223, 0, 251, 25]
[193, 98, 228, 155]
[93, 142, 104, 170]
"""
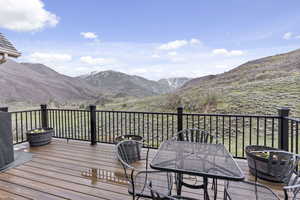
[0, 139, 285, 200]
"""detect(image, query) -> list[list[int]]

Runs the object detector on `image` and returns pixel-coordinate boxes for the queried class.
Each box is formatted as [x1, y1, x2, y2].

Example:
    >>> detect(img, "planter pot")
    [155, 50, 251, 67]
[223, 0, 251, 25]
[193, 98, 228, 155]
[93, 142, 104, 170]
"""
[245, 145, 289, 182]
[115, 134, 144, 143]
[26, 128, 53, 147]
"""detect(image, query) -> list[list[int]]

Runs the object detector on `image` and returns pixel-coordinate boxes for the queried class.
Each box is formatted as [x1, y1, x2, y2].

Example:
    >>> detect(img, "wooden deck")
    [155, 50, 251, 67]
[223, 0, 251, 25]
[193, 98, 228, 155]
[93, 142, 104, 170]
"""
[0, 139, 285, 200]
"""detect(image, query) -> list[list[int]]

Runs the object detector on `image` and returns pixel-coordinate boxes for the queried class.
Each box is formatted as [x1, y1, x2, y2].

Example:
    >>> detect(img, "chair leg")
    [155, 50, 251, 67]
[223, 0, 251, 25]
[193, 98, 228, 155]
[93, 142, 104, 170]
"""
[203, 177, 210, 200]
[213, 179, 218, 200]
[223, 190, 227, 200]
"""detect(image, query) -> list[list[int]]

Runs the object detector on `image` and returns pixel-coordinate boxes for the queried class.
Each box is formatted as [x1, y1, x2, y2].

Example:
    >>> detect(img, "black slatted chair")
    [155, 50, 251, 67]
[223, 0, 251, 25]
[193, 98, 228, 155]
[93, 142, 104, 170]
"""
[224, 151, 300, 200]
[172, 128, 214, 144]
[116, 140, 173, 200]
[172, 128, 218, 198]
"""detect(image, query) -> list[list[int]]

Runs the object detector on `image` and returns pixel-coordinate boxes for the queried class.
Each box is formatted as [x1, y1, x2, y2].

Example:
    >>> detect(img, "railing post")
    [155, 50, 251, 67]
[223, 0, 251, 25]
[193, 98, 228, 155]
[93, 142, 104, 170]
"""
[0, 107, 8, 112]
[90, 105, 97, 145]
[177, 106, 183, 138]
[278, 107, 290, 151]
[40, 104, 48, 129]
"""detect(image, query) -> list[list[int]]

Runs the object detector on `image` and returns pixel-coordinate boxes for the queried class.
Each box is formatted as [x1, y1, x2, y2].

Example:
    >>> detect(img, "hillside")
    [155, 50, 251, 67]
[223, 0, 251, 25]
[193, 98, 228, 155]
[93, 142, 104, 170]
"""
[102, 49, 300, 116]
[0, 60, 101, 104]
[78, 70, 176, 97]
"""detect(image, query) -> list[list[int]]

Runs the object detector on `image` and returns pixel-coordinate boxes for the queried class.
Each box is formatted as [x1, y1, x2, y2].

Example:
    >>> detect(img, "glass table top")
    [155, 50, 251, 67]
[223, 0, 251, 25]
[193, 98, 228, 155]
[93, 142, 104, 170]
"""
[150, 140, 245, 181]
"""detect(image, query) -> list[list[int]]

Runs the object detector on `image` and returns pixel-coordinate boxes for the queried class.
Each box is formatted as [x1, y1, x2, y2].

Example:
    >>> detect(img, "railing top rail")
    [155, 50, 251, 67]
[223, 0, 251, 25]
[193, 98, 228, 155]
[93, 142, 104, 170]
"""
[95, 110, 178, 115]
[47, 108, 89, 112]
[47, 108, 280, 119]
[182, 113, 280, 118]
[9, 107, 284, 119]
[10, 109, 41, 114]
[285, 117, 300, 123]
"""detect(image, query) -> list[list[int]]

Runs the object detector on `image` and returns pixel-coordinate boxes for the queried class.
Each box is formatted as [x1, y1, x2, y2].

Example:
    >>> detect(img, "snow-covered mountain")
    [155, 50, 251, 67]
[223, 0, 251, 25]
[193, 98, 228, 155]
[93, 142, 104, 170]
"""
[158, 77, 191, 90]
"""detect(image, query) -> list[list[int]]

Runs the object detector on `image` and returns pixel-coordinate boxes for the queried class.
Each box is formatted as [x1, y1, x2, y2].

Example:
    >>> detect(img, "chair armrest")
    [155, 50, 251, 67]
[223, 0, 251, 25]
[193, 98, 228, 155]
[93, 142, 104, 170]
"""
[284, 184, 300, 190]
[116, 153, 135, 169]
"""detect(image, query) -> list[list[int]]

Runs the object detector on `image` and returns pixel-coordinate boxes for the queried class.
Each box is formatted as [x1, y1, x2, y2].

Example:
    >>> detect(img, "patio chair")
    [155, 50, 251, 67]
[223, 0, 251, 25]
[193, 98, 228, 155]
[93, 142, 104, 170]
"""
[224, 150, 300, 200]
[116, 140, 173, 200]
[172, 128, 214, 144]
[172, 128, 218, 198]
[148, 181, 199, 200]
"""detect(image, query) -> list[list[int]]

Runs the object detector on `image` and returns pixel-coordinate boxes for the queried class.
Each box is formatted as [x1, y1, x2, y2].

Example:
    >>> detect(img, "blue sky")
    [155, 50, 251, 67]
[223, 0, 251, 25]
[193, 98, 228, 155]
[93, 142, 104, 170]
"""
[1, 0, 300, 80]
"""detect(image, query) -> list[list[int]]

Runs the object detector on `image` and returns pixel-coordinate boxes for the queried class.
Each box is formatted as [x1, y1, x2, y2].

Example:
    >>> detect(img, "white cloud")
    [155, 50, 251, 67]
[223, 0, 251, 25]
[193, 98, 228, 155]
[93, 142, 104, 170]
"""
[158, 40, 188, 50]
[190, 38, 201, 45]
[80, 32, 98, 39]
[215, 65, 229, 69]
[29, 52, 72, 62]
[229, 50, 244, 56]
[158, 38, 201, 50]
[283, 32, 293, 40]
[0, 0, 59, 31]
[212, 48, 244, 56]
[80, 56, 116, 65]
[151, 54, 160, 58]
[21, 40, 291, 80]
[169, 57, 185, 63]
[282, 32, 300, 40]
[167, 51, 177, 56]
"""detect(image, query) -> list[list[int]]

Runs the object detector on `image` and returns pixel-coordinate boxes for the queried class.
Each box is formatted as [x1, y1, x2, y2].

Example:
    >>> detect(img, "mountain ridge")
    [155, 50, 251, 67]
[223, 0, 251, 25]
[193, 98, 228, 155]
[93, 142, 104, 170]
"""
[78, 70, 189, 97]
[0, 60, 101, 104]
[101, 48, 300, 116]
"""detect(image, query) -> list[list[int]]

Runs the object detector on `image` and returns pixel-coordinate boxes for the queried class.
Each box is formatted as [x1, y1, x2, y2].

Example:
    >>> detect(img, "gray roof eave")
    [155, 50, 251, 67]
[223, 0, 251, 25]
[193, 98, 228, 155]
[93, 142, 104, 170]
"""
[0, 47, 21, 58]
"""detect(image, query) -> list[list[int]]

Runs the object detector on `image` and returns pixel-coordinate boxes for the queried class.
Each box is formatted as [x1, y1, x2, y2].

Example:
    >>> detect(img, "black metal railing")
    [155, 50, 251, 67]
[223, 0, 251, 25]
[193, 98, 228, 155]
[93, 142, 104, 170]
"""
[96, 110, 178, 147]
[182, 113, 280, 158]
[10, 109, 41, 144]
[287, 117, 300, 154]
[48, 108, 90, 141]
[6, 104, 299, 158]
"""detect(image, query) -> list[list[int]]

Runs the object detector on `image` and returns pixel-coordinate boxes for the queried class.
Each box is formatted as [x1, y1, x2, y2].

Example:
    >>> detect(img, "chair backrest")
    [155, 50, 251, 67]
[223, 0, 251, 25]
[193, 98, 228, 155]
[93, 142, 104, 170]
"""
[116, 140, 142, 168]
[268, 152, 298, 183]
[281, 153, 300, 200]
[175, 128, 214, 144]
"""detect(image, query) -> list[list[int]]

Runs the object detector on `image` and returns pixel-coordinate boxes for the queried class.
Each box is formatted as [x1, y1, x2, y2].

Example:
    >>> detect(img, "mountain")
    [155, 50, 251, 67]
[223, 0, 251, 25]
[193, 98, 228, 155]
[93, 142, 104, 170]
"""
[176, 49, 300, 115]
[0, 60, 189, 106]
[78, 70, 172, 97]
[182, 49, 300, 90]
[158, 77, 190, 90]
[102, 49, 300, 116]
[0, 60, 101, 104]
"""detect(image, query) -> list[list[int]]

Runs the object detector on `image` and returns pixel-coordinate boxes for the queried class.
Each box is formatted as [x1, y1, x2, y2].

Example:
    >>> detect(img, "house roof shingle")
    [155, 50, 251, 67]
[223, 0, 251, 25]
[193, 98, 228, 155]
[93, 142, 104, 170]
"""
[0, 33, 21, 58]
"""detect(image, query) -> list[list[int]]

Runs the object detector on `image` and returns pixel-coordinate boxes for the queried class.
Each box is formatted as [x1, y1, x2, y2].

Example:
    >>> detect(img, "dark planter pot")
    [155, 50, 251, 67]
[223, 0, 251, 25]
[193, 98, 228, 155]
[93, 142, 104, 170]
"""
[115, 134, 144, 143]
[245, 145, 288, 182]
[26, 128, 53, 147]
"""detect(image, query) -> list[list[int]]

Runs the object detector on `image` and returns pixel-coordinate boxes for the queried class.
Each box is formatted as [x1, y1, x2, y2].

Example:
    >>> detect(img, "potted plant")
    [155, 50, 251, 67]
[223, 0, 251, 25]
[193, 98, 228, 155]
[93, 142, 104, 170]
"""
[245, 145, 290, 182]
[26, 128, 53, 147]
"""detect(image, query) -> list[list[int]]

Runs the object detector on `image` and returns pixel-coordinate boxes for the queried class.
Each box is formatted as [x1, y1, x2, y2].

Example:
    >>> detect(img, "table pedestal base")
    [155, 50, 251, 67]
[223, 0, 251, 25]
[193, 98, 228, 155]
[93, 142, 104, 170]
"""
[176, 174, 216, 200]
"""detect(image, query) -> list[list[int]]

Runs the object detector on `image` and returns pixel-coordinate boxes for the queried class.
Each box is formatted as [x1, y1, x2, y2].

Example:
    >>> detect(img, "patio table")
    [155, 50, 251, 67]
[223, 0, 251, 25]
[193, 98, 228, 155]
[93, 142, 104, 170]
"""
[150, 140, 245, 200]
